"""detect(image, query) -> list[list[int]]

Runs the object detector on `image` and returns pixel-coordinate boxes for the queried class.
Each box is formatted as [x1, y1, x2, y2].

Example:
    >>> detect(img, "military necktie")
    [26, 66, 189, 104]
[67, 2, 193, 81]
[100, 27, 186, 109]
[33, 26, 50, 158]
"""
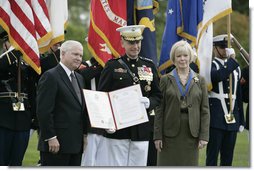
[70, 72, 82, 104]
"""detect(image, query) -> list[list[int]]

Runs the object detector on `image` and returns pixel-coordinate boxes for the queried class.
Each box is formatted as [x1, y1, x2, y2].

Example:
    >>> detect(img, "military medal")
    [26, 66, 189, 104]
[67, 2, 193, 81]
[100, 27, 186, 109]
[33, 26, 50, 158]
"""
[180, 96, 187, 107]
[138, 66, 153, 82]
[224, 113, 236, 124]
[145, 81, 151, 92]
[173, 69, 193, 111]
[145, 85, 151, 92]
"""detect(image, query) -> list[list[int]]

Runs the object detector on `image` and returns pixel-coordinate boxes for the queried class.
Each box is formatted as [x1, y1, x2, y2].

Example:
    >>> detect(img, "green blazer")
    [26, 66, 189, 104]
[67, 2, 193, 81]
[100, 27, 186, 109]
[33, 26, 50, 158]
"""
[154, 70, 210, 141]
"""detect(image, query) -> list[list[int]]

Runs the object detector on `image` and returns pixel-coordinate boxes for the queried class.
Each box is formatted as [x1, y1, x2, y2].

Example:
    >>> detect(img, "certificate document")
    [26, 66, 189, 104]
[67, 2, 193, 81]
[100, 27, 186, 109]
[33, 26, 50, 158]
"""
[83, 84, 148, 130]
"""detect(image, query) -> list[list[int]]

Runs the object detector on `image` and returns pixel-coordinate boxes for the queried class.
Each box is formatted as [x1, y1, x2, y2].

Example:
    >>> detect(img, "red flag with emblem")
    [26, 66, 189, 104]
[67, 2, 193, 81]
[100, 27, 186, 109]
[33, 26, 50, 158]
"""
[88, 0, 127, 66]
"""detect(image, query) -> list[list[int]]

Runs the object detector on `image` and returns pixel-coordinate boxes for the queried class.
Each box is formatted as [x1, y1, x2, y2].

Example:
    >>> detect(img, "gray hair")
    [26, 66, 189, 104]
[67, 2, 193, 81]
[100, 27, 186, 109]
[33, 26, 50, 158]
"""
[170, 40, 194, 63]
[60, 40, 83, 58]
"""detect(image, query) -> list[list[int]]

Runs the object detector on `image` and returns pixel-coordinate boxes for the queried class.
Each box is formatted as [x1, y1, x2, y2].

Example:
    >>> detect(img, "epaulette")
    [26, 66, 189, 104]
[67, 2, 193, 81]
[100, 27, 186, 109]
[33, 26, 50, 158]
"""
[139, 56, 153, 63]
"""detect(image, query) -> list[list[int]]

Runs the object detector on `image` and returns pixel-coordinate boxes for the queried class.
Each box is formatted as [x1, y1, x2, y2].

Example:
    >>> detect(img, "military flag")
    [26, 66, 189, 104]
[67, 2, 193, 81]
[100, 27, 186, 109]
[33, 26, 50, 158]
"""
[88, 0, 127, 66]
[127, 0, 158, 65]
[197, 0, 232, 90]
[158, 0, 203, 74]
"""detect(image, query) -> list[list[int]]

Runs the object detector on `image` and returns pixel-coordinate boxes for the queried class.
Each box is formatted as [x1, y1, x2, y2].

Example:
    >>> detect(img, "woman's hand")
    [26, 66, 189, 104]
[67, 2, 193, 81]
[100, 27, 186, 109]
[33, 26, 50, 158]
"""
[154, 140, 163, 152]
[198, 140, 208, 149]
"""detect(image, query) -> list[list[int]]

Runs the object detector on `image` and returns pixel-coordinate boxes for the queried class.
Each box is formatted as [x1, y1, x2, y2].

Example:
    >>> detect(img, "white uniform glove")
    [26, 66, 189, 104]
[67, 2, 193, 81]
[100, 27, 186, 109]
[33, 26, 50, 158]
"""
[239, 125, 244, 132]
[225, 48, 235, 58]
[140, 97, 150, 109]
[106, 128, 116, 134]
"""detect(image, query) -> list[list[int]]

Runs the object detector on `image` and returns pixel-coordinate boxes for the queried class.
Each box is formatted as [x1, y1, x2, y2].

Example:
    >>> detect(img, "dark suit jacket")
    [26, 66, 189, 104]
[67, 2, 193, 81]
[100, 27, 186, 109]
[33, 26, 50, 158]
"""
[154, 70, 210, 142]
[37, 64, 88, 154]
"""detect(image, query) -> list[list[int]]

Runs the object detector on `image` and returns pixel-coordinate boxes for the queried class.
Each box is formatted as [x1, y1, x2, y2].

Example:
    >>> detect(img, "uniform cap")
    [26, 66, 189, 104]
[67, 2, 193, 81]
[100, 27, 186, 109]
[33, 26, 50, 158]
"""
[116, 25, 145, 41]
[213, 34, 233, 48]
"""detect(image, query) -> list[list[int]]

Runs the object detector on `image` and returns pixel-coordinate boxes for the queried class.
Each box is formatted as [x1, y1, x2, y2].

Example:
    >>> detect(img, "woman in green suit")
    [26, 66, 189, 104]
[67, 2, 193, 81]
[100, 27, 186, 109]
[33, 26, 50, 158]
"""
[154, 40, 210, 166]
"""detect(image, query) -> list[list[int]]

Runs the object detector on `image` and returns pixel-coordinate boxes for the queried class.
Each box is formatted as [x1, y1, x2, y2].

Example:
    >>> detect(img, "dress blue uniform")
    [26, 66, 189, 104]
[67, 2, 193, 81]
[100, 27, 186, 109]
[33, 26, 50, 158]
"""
[206, 35, 245, 166]
[0, 46, 37, 166]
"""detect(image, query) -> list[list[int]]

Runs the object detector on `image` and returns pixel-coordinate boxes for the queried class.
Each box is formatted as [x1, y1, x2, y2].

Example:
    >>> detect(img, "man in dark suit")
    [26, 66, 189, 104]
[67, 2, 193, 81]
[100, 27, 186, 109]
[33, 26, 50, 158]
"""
[37, 40, 88, 166]
[0, 31, 38, 166]
[98, 25, 162, 166]
[206, 35, 245, 166]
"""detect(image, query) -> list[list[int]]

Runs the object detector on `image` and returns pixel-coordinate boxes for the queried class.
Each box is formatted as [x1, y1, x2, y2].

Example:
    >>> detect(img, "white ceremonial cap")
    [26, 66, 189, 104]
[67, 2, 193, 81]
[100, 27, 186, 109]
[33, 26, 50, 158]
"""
[213, 34, 233, 47]
[116, 25, 145, 41]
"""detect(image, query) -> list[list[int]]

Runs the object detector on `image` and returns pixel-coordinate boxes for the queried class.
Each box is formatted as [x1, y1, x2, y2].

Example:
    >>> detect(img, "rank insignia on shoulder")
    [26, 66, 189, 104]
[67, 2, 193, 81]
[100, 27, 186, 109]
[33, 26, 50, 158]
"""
[114, 68, 127, 73]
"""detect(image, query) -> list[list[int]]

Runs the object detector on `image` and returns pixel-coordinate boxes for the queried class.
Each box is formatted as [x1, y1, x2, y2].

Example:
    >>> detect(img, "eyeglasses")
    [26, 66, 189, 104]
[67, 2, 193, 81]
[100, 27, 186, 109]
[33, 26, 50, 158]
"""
[126, 40, 141, 45]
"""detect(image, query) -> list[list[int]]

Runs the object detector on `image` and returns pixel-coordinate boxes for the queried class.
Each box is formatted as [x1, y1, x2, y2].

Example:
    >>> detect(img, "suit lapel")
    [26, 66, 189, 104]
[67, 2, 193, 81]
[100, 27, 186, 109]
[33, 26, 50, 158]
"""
[187, 70, 197, 95]
[168, 72, 181, 101]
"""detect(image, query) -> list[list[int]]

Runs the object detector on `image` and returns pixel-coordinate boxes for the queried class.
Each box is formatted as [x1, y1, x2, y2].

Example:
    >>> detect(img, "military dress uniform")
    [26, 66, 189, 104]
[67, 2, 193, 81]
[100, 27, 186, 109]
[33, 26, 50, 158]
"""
[98, 54, 162, 166]
[79, 58, 108, 166]
[0, 50, 37, 166]
[40, 49, 60, 74]
[206, 57, 245, 166]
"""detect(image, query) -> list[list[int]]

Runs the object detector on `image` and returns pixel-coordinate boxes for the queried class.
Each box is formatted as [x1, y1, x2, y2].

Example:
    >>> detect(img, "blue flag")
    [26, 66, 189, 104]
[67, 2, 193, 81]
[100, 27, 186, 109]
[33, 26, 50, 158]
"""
[127, 0, 158, 65]
[158, 0, 203, 73]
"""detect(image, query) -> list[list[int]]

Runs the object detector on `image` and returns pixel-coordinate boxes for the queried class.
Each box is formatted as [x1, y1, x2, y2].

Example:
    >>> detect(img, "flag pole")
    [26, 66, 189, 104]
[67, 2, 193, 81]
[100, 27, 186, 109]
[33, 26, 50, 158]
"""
[227, 14, 234, 119]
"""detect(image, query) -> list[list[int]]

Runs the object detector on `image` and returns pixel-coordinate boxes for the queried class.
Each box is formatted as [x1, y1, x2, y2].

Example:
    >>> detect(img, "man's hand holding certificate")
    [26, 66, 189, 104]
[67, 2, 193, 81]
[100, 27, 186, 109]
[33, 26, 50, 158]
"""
[83, 84, 149, 130]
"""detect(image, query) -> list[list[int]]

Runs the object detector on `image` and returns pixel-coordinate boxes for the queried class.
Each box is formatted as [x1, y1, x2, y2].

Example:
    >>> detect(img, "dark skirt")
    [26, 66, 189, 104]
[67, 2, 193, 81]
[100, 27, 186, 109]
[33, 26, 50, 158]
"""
[157, 113, 199, 166]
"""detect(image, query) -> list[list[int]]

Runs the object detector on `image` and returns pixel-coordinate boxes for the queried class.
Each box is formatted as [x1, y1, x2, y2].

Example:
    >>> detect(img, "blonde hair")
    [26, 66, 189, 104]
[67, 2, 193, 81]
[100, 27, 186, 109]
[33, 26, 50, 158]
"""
[170, 40, 194, 63]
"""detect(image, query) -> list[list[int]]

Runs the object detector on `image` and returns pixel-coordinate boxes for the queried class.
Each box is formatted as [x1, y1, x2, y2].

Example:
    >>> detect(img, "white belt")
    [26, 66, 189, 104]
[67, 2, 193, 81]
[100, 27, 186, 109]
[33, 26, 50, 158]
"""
[209, 92, 236, 99]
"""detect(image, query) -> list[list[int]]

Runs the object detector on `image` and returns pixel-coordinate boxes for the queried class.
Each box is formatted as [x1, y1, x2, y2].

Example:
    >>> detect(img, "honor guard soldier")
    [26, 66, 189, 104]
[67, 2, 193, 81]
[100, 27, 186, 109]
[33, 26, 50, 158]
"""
[40, 43, 61, 74]
[98, 25, 162, 166]
[0, 31, 38, 166]
[206, 34, 245, 166]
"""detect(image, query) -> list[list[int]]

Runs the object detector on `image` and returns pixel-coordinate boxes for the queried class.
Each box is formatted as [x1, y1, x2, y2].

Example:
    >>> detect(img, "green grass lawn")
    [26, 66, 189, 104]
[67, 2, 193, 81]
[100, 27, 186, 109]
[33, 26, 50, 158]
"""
[22, 130, 250, 167]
